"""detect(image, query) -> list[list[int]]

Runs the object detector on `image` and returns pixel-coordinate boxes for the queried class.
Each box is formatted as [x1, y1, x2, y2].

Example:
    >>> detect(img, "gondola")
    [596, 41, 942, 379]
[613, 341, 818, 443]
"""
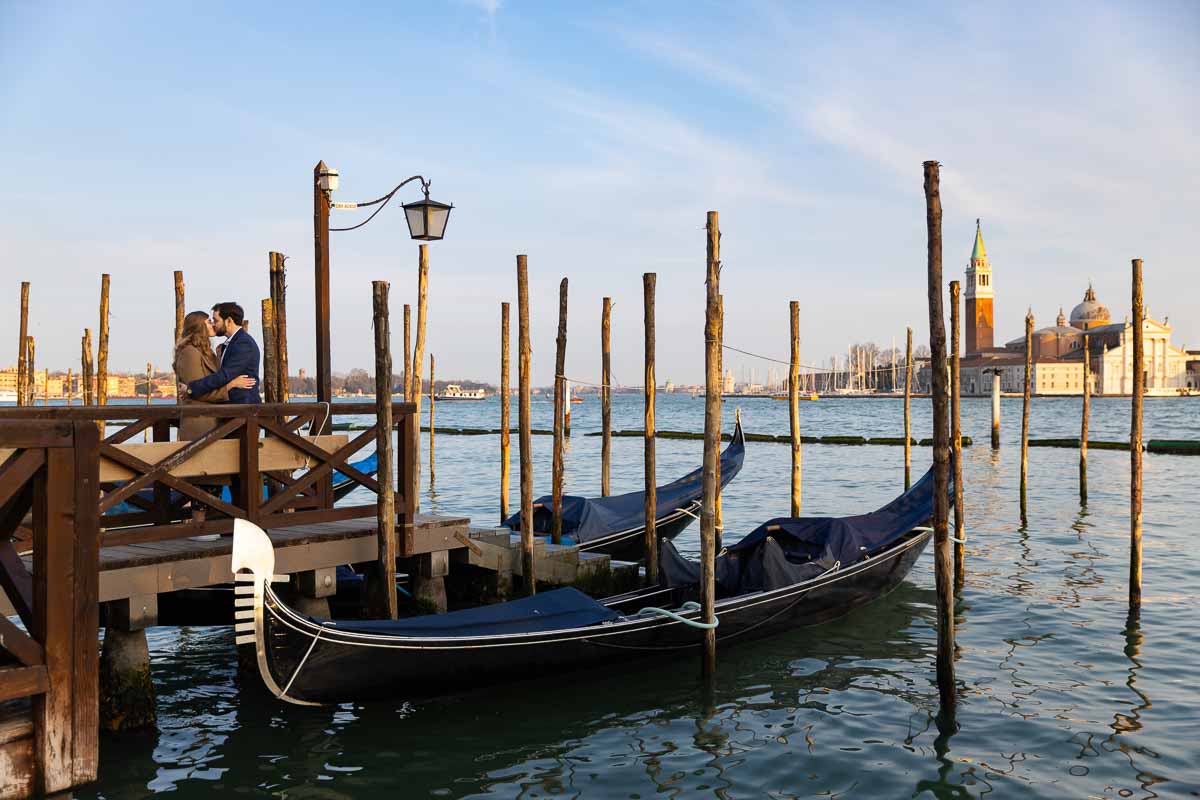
[231, 465, 942, 705]
[499, 417, 746, 560]
[105, 451, 378, 517]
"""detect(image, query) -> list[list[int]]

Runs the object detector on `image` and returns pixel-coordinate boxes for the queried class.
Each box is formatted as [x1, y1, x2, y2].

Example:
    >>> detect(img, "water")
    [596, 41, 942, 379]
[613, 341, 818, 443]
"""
[85, 394, 1200, 798]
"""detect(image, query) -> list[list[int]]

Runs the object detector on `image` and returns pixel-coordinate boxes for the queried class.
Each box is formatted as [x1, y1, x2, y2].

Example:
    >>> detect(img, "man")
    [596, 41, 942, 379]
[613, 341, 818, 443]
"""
[186, 302, 262, 404]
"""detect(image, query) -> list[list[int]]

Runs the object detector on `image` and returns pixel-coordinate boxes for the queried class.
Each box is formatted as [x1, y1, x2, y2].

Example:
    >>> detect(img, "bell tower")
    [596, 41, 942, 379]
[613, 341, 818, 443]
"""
[964, 219, 994, 353]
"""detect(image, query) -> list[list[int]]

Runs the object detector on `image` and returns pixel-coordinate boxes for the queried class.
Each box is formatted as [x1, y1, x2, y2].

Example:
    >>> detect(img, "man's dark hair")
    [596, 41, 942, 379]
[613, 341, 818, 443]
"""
[212, 302, 245, 327]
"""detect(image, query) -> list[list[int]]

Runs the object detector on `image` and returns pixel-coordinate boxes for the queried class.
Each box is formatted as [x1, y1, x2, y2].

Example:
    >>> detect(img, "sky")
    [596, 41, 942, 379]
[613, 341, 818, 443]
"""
[2, 0, 1197, 386]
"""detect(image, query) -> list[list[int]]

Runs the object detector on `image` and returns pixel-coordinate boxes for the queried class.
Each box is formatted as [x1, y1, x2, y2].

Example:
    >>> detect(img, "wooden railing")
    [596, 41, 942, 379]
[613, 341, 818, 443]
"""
[0, 420, 99, 795]
[0, 402, 417, 550]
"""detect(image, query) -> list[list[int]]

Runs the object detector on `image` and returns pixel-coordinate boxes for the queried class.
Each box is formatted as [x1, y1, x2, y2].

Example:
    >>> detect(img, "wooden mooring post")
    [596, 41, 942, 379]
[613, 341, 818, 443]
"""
[1130, 258, 1144, 609]
[923, 160, 956, 716]
[261, 299, 278, 403]
[429, 353, 436, 485]
[97, 274, 110, 407]
[552, 278, 568, 545]
[644, 273, 658, 583]
[81, 329, 94, 406]
[601, 296, 612, 496]
[991, 369, 1001, 449]
[789, 300, 802, 516]
[1080, 333, 1090, 503]
[403, 304, 412, 402]
[1021, 309, 1034, 524]
[715, 294, 724, 550]
[269, 251, 289, 402]
[65, 367, 73, 406]
[517, 255, 536, 593]
[371, 280, 398, 619]
[17, 281, 30, 406]
[700, 211, 722, 675]
[173, 270, 185, 342]
[950, 281, 964, 587]
[904, 327, 913, 490]
[25, 337, 34, 406]
[412, 245, 430, 512]
[500, 302, 511, 523]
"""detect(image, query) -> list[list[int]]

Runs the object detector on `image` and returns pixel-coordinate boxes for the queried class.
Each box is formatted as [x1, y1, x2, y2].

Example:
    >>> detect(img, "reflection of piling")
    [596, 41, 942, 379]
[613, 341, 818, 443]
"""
[411, 246, 429, 512]
[601, 297, 612, 496]
[1021, 309, 1034, 523]
[516, 255, 536, 594]
[552, 278, 568, 546]
[700, 211, 722, 675]
[97, 274, 110, 407]
[923, 160, 956, 716]
[17, 282, 29, 407]
[429, 354, 436, 485]
[950, 281, 964, 588]
[81, 329, 94, 405]
[1130, 259, 1144, 609]
[1080, 333, 1090, 503]
[789, 300, 802, 516]
[904, 327, 913, 490]
[990, 370, 1001, 449]
[500, 302, 511, 523]
[371, 280, 398, 619]
[644, 273, 658, 583]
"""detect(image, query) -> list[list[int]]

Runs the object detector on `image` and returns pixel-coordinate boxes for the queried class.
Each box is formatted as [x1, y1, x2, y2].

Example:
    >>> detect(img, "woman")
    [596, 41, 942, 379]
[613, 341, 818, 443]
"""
[174, 310, 256, 440]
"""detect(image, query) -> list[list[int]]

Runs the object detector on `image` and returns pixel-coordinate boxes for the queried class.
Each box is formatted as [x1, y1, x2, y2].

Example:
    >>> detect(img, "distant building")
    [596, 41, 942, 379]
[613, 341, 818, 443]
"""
[723, 370, 735, 393]
[959, 222, 1189, 396]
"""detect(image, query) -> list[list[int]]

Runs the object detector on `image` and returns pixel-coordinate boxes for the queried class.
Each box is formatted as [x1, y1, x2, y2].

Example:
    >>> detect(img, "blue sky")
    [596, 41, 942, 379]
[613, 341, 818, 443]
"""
[2, 1, 1196, 384]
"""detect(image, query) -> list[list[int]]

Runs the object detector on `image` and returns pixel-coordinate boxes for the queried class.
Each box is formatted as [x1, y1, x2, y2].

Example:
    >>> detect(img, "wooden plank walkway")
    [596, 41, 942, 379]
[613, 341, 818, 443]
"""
[0, 514, 470, 617]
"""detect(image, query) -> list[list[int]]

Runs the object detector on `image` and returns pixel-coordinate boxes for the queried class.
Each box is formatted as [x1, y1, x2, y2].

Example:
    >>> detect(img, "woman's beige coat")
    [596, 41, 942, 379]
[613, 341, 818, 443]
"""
[174, 343, 227, 440]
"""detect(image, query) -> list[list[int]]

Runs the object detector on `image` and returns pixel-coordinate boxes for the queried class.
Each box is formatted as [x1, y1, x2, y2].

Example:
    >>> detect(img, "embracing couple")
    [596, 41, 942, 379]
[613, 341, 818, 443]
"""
[173, 302, 261, 439]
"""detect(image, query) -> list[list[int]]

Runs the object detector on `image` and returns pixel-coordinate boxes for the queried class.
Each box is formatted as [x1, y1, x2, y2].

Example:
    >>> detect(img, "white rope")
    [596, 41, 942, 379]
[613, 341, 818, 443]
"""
[281, 614, 330, 699]
[635, 601, 718, 629]
[911, 525, 965, 545]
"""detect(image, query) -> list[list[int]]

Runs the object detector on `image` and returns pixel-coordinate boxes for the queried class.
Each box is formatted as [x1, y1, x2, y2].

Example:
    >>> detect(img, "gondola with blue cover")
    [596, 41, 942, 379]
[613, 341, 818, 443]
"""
[232, 465, 942, 705]
[500, 418, 746, 560]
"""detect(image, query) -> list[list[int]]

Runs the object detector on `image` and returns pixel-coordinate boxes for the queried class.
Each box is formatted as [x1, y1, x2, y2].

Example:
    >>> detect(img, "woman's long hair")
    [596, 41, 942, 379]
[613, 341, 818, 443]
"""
[174, 311, 216, 372]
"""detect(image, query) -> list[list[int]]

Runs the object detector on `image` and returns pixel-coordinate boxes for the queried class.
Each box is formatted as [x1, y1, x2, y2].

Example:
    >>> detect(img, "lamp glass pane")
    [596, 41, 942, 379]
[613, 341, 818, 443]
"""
[428, 206, 451, 239]
[405, 206, 426, 238]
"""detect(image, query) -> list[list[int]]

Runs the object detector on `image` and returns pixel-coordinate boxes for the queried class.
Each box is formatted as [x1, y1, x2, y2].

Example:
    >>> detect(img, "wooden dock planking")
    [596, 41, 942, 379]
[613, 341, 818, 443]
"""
[0, 514, 469, 617]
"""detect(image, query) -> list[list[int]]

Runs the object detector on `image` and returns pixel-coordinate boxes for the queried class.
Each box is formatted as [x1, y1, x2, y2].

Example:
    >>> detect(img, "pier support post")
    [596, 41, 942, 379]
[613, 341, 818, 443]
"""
[991, 371, 1001, 449]
[17, 281, 29, 406]
[950, 281, 964, 588]
[1021, 309, 1034, 524]
[517, 255, 536, 593]
[552, 278, 568, 545]
[789, 300, 802, 517]
[500, 302, 511, 523]
[644, 273, 658, 583]
[290, 568, 334, 618]
[1081, 333, 1090, 503]
[369, 280, 398, 620]
[1130, 259, 1144, 609]
[405, 552, 449, 614]
[99, 597, 158, 733]
[904, 327, 913, 490]
[923, 160, 956, 717]
[700, 211, 722, 676]
[601, 297, 612, 496]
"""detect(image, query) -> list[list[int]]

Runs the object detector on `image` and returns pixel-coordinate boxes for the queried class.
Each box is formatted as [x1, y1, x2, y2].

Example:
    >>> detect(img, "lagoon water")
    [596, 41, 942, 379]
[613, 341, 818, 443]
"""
[82, 394, 1200, 799]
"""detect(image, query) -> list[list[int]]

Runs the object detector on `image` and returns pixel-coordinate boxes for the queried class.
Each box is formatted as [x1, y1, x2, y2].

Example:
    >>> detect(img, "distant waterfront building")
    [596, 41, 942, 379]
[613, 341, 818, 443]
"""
[958, 222, 1190, 396]
[723, 370, 735, 393]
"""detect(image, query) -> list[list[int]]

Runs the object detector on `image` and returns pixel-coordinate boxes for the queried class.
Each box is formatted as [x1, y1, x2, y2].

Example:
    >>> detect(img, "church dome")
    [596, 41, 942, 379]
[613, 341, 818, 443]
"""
[1069, 284, 1110, 329]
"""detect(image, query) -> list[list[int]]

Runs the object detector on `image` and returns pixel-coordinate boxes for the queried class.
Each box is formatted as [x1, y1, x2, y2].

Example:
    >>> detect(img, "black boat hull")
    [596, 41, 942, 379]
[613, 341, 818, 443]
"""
[251, 529, 930, 704]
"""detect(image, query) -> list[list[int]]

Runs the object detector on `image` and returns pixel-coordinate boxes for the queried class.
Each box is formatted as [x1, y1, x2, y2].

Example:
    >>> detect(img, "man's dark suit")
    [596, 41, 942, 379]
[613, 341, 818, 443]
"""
[187, 328, 262, 403]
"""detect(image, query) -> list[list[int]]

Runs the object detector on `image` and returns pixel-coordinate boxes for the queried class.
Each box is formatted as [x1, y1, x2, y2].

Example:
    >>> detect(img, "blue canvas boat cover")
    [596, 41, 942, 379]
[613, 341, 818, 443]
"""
[502, 422, 746, 543]
[660, 464, 947, 595]
[322, 587, 619, 638]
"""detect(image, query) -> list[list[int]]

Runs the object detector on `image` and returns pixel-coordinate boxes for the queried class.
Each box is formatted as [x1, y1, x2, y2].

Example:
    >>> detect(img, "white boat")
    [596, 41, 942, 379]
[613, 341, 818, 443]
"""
[434, 384, 486, 401]
[0, 389, 17, 403]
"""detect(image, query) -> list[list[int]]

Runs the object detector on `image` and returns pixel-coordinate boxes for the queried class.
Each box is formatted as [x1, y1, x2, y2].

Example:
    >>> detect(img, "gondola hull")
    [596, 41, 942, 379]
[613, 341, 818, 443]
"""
[246, 528, 930, 704]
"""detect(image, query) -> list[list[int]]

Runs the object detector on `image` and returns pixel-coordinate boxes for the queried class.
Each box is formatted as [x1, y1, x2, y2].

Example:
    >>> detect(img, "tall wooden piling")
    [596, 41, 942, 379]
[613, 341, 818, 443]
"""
[403, 305, 412, 402]
[269, 252, 289, 401]
[950, 281, 964, 587]
[551, 278, 568, 545]
[66, 367, 73, 406]
[43, 368, 49, 405]
[700, 211, 722, 675]
[261, 299, 278, 403]
[1130, 259, 1144, 609]
[516, 255, 536, 593]
[411, 245, 429, 511]
[371, 280, 398, 619]
[1021, 309, 1034, 523]
[923, 160, 955, 715]
[789, 301, 802, 516]
[26, 337, 35, 406]
[97, 274, 110, 406]
[1080, 333, 1090, 503]
[173, 271, 185, 343]
[429, 354, 436, 485]
[145, 362, 153, 441]
[81, 330, 94, 406]
[715, 294, 724, 548]
[601, 297, 612, 496]
[904, 327, 913, 490]
[500, 302, 511, 523]
[991, 370, 1001, 449]
[17, 281, 30, 406]
[644, 273, 658, 583]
